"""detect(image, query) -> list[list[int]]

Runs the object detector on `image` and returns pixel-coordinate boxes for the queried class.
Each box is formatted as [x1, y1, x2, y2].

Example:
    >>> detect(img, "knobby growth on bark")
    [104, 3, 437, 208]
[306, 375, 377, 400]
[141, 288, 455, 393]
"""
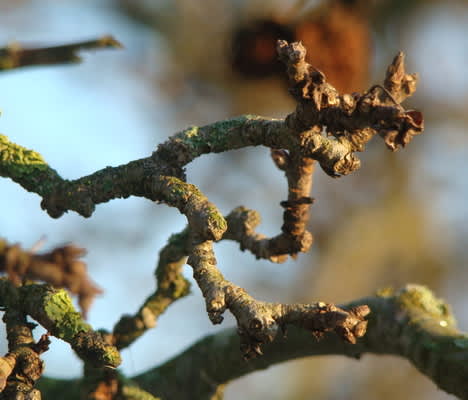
[0, 37, 466, 400]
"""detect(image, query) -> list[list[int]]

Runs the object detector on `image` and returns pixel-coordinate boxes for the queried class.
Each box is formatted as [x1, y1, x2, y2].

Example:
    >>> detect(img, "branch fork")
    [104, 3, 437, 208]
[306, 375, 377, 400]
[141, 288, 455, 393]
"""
[0, 36, 431, 399]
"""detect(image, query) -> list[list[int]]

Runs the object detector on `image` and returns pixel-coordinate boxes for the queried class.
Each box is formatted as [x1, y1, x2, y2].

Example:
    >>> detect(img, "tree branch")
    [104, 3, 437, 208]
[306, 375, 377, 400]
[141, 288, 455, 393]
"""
[0, 280, 121, 369]
[132, 285, 468, 400]
[112, 230, 191, 350]
[187, 239, 369, 360]
[0, 36, 122, 71]
[1, 43, 421, 221]
[225, 150, 315, 262]
[0, 305, 47, 398]
[0, 38, 432, 399]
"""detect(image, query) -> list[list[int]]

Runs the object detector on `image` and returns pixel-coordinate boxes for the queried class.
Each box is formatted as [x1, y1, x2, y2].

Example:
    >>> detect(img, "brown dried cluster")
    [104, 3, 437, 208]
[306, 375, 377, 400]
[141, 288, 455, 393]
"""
[0, 239, 101, 316]
[277, 40, 423, 176]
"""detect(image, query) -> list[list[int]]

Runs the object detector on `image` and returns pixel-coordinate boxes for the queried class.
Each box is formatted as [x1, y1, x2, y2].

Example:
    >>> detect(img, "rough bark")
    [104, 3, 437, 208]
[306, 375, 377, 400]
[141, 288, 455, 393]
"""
[2, 38, 456, 400]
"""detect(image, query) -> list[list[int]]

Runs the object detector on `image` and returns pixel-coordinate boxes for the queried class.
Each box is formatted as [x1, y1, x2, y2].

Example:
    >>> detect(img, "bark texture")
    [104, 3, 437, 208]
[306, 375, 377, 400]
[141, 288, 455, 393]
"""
[1, 37, 455, 400]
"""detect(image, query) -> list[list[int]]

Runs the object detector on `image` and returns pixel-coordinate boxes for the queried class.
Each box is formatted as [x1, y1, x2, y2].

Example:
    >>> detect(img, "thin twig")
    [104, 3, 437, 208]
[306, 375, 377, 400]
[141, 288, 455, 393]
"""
[0, 36, 122, 71]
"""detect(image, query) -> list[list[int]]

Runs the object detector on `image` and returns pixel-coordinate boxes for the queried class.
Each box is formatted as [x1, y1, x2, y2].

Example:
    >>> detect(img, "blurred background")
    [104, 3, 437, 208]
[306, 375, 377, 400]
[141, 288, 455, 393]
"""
[0, 0, 467, 398]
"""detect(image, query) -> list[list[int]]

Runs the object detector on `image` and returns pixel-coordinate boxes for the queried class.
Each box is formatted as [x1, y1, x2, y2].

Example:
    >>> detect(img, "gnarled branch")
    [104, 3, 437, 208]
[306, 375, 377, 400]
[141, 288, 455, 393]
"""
[187, 239, 368, 359]
[132, 286, 468, 400]
[0, 37, 433, 399]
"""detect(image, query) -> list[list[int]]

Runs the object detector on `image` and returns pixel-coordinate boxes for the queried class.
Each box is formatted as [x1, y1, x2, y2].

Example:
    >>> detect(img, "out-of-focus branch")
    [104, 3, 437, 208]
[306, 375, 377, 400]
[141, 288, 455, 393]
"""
[31, 287, 468, 400]
[36, 374, 160, 400]
[0, 238, 101, 316]
[0, 36, 122, 71]
[79, 365, 162, 400]
[112, 230, 191, 350]
[133, 285, 468, 400]
[117, 0, 168, 31]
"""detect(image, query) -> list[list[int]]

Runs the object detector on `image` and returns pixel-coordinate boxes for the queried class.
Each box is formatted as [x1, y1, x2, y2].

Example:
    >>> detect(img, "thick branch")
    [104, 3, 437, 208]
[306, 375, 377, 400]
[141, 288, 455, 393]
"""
[33, 286, 466, 400]
[36, 374, 161, 400]
[133, 285, 468, 400]
[80, 365, 161, 400]
[0, 36, 122, 71]
[0, 280, 121, 369]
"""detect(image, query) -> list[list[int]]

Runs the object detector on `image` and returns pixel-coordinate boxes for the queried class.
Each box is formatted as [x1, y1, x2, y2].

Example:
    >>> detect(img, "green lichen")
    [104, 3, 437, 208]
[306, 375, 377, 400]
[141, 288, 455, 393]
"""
[42, 289, 91, 341]
[0, 134, 49, 175]
[0, 134, 62, 198]
[175, 125, 207, 157]
[171, 275, 191, 299]
[0, 61, 14, 70]
[176, 116, 255, 158]
[72, 330, 121, 368]
[99, 344, 122, 368]
[102, 177, 114, 192]
[207, 116, 253, 149]
[163, 176, 202, 199]
[319, 136, 337, 153]
[154, 229, 191, 299]
[206, 204, 227, 234]
[392, 285, 460, 344]
[185, 126, 199, 138]
[396, 285, 453, 320]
